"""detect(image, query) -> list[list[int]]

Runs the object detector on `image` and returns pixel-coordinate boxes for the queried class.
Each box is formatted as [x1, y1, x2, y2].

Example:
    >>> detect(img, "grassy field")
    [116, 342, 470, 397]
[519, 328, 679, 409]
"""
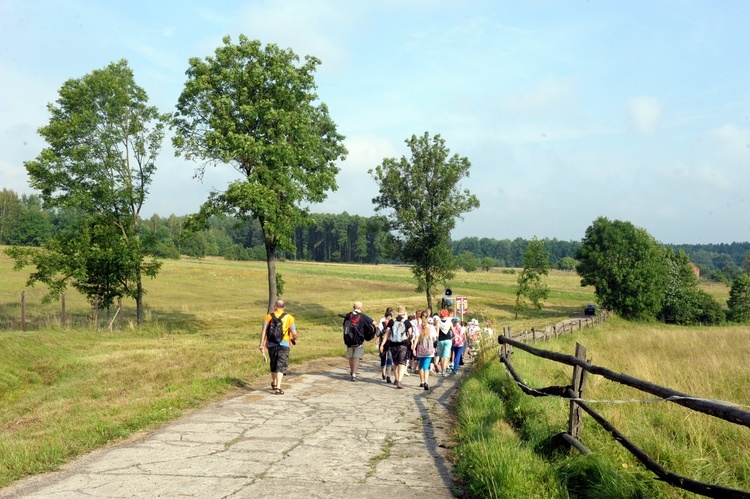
[1, 247, 744, 497]
[454, 318, 750, 498]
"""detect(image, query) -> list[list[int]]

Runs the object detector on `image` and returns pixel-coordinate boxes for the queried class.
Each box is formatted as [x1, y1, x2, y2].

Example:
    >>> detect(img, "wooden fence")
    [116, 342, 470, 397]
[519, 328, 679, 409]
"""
[2, 292, 124, 331]
[498, 326, 750, 498]
[508, 311, 610, 344]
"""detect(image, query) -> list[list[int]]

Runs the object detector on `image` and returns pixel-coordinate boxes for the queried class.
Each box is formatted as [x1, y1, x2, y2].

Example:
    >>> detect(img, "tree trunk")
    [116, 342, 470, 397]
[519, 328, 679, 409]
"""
[425, 273, 434, 312]
[136, 266, 144, 324]
[264, 234, 277, 313]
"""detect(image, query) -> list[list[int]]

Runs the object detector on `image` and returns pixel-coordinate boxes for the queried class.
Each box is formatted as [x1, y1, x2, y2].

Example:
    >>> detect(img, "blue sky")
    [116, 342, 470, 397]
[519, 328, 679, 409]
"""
[1, 0, 749, 244]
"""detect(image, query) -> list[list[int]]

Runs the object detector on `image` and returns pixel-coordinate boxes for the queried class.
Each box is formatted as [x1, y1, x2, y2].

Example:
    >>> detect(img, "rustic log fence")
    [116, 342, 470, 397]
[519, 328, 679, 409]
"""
[498, 327, 750, 498]
[510, 310, 610, 344]
[3, 293, 125, 331]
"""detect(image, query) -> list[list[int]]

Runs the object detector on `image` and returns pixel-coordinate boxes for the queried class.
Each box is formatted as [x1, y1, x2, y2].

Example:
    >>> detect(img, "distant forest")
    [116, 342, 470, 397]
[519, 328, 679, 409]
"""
[1, 189, 748, 280]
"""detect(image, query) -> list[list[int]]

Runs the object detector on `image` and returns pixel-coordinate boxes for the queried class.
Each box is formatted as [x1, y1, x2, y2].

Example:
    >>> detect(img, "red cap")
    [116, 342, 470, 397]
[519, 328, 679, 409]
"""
[439, 309, 450, 318]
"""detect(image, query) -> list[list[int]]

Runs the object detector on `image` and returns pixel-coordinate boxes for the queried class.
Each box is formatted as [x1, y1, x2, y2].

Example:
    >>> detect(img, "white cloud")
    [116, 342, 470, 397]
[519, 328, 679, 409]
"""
[626, 97, 663, 135]
[341, 135, 400, 174]
[233, 1, 353, 69]
[706, 123, 750, 160]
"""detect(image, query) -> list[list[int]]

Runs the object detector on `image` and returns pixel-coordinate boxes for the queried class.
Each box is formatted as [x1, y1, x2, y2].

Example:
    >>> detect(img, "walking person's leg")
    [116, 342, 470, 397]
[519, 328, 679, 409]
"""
[452, 345, 464, 373]
[348, 345, 363, 381]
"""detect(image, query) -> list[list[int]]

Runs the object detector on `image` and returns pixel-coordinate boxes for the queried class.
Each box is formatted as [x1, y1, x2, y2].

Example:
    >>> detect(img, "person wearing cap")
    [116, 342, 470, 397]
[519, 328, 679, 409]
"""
[380, 305, 413, 389]
[436, 309, 454, 376]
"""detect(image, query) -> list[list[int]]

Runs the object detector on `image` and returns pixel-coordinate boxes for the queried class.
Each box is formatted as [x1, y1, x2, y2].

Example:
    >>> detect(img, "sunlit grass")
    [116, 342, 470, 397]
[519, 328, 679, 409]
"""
[470, 318, 750, 496]
[1, 246, 739, 493]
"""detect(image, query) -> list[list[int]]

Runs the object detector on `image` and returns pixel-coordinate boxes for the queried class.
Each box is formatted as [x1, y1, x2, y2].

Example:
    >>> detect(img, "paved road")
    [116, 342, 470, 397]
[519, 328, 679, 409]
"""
[2, 358, 464, 498]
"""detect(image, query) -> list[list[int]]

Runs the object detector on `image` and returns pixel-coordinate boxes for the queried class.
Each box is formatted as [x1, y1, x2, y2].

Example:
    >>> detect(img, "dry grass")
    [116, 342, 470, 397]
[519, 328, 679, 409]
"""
[1, 246, 741, 493]
[510, 318, 750, 494]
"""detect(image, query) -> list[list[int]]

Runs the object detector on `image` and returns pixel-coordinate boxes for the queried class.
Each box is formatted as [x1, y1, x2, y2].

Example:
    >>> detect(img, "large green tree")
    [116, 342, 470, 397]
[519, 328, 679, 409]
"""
[18, 60, 165, 323]
[172, 35, 347, 312]
[370, 132, 479, 310]
[514, 237, 551, 318]
[576, 217, 668, 321]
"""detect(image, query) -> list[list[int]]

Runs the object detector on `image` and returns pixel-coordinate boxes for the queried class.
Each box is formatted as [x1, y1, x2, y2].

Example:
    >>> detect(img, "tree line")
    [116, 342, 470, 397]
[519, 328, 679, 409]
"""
[3, 186, 749, 275]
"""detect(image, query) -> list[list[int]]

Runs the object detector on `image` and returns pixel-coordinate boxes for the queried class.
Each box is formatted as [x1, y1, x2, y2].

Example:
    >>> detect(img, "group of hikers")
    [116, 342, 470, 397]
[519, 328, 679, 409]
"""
[343, 301, 488, 391]
[258, 300, 490, 394]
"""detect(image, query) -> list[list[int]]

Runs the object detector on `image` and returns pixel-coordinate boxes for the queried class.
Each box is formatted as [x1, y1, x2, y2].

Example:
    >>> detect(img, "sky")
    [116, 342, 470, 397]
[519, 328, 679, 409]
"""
[1, 0, 749, 245]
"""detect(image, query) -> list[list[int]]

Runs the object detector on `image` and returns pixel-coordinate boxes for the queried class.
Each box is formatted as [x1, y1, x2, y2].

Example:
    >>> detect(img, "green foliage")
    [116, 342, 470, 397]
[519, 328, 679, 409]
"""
[576, 217, 668, 321]
[16, 60, 166, 321]
[557, 256, 578, 271]
[370, 132, 479, 309]
[515, 237, 550, 318]
[456, 251, 479, 272]
[657, 249, 723, 325]
[480, 256, 495, 271]
[727, 273, 750, 323]
[172, 35, 347, 310]
[275, 272, 285, 297]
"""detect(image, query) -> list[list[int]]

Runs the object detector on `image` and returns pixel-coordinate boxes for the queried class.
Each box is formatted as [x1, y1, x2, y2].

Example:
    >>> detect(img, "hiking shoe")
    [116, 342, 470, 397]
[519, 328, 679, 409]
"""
[424, 383, 429, 391]
[351, 375, 357, 382]
[419, 382, 424, 388]
[386, 376, 391, 384]
[396, 382, 403, 389]
[382, 373, 386, 380]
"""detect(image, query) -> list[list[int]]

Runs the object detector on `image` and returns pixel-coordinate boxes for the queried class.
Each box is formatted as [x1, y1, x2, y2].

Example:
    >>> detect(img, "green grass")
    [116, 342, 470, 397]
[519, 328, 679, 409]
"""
[454, 319, 750, 497]
[1, 247, 742, 495]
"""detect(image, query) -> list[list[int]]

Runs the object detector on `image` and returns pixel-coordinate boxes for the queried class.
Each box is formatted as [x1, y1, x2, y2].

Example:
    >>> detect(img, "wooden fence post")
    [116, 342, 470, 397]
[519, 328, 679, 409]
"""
[532, 327, 536, 343]
[568, 342, 588, 451]
[61, 293, 66, 327]
[93, 297, 99, 330]
[118, 298, 123, 329]
[502, 327, 513, 358]
[21, 291, 26, 331]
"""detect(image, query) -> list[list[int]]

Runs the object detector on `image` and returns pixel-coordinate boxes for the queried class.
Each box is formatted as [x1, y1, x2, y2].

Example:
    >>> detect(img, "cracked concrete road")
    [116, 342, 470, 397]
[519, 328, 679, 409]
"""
[1, 358, 464, 498]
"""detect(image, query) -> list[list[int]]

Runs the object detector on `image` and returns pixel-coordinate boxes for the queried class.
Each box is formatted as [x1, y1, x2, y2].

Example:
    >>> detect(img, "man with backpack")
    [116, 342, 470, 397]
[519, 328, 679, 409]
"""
[342, 301, 375, 382]
[379, 305, 413, 389]
[259, 300, 297, 395]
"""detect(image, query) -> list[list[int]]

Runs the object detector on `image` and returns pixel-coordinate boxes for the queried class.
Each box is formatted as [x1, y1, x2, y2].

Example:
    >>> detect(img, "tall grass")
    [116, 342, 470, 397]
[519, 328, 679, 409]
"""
[455, 318, 750, 497]
[1, 247, 741, 494]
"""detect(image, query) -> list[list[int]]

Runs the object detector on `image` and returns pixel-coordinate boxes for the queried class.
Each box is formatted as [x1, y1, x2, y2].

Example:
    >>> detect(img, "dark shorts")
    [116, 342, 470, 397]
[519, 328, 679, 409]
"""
[380, 349, 393, 367]
[389, 342, 409, 366]
[268, 345, 290, 373]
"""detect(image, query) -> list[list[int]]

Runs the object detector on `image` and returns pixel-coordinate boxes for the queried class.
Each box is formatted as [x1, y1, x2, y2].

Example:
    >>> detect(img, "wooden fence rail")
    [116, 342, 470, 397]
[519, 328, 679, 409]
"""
[498, 328, 750, 499]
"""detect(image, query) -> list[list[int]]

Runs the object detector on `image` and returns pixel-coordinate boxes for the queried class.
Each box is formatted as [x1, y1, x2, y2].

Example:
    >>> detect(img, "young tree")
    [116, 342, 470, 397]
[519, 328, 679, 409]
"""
[456, 251, 479, 272]
[658, 248, 723, 325]
[370, 132, 479, 310]
[18, 60, 165, 323]
[0, 188, 23, 244]
[172, 35, 347, 312]
[480, 256, 496, 272]
[514, 237, 550, 318]
[727, 272, 750, 323]
[576, 217, 668, 321]
[557, 256, 578, 271]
